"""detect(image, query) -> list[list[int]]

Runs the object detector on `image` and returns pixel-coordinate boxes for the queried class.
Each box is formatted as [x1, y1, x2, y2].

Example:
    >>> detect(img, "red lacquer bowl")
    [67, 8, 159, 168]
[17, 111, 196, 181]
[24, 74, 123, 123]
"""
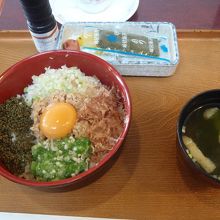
[0, 50, 131, 188]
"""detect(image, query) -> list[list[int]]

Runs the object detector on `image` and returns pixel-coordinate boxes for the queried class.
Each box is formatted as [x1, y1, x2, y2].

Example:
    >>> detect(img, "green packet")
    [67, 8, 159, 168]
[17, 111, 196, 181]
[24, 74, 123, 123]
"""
[62, 25, 171, 63]
[77, 29, 161, 58]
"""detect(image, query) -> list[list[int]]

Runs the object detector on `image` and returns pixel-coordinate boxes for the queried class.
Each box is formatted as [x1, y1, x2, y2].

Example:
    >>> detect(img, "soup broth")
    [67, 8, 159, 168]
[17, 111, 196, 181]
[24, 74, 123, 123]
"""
[183, 104, 220, 175]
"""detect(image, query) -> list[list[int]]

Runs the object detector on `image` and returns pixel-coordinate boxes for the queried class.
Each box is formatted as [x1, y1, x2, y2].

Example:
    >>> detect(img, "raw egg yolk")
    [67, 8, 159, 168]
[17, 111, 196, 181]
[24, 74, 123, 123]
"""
[40, 102, 77, 139]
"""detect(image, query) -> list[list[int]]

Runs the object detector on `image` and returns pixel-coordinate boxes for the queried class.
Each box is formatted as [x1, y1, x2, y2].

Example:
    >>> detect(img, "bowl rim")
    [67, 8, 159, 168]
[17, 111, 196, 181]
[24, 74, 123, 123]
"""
[0, 50, 132, 187]
[176, 89, 220, 184]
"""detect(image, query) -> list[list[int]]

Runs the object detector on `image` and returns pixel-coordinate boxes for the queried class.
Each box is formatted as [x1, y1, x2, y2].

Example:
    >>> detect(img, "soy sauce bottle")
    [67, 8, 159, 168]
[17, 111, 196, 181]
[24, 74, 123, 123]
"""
[19, 0, 59, 52]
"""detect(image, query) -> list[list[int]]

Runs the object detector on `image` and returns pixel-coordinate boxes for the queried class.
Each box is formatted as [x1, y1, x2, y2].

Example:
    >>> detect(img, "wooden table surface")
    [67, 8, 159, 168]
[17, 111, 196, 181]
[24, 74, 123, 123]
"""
[0, 30, 220, 219]
[1, 1, 220, 220]
[0, 0, 220, 30]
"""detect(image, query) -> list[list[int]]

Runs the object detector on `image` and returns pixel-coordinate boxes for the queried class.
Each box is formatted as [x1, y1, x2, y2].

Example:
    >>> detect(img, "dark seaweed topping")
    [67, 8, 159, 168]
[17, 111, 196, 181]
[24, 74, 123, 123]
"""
[0, 96, 35, 175]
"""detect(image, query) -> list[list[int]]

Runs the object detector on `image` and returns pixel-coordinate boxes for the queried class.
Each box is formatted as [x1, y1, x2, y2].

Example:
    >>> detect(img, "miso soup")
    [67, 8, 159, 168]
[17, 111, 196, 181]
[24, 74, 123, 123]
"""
[182, 104, 220, 176]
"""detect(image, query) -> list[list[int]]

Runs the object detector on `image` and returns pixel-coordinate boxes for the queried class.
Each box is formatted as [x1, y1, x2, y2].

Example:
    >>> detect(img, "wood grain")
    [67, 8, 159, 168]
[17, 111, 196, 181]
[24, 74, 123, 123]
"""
[0, 30, 220, 219]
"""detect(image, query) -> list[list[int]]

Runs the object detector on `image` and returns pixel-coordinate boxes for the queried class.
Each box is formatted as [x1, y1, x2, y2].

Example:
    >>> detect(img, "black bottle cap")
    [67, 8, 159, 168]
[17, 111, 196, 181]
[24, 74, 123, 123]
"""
[19, 0, 57, 34]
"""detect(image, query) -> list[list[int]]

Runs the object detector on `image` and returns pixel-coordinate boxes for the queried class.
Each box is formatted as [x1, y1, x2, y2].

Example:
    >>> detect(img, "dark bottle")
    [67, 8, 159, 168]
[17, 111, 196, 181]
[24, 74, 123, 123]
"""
[19, 0, 59, 52]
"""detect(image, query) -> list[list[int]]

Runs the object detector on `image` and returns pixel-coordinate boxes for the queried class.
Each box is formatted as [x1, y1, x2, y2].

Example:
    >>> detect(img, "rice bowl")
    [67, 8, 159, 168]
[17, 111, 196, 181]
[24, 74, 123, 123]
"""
[0, 50, 131, 188]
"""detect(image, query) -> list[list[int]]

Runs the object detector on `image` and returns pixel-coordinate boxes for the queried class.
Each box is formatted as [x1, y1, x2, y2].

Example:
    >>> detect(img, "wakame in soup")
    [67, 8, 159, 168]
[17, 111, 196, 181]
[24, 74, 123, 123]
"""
[182, 104, 220, 176]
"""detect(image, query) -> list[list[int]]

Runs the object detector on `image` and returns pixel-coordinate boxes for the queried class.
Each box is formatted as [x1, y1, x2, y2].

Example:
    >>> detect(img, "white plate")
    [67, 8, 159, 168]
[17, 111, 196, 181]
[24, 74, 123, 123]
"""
[49, 0, 139, 24]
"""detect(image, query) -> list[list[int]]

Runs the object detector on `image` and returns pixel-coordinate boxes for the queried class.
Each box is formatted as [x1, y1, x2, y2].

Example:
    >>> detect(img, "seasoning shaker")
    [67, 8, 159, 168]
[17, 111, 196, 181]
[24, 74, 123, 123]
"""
[19, 0, 59, 52]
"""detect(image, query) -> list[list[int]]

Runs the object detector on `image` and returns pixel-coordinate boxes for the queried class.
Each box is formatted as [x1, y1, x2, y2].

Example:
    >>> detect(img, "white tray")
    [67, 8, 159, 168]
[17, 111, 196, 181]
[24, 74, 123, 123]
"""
[57, 22, 179, 77]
